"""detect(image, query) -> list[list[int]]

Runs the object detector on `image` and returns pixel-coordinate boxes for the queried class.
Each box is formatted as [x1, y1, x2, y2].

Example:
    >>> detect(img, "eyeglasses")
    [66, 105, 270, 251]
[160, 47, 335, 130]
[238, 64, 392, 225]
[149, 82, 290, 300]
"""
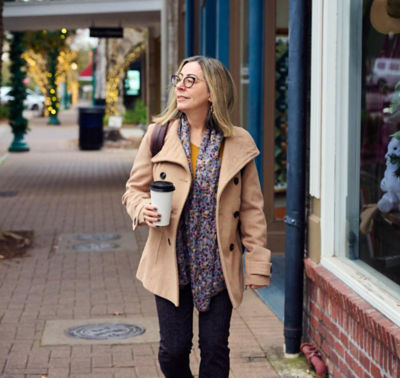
[171, 74, 202, 88]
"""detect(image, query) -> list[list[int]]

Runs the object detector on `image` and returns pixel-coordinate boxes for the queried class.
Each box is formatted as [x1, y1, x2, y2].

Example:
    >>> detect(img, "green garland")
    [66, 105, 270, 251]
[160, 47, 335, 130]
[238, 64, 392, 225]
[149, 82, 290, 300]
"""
[47, 46, 60, 125]
[9, 31, 28, 135]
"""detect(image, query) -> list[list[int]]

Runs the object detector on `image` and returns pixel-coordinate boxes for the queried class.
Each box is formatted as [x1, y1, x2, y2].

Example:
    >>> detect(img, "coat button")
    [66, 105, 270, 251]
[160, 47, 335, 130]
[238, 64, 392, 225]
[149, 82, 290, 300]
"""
[160, 172, 167, 180]
[168, 238, 171, 246]
[233, 177, 239, 185]
[234, 211, 240, 218]
[229, 243, 234, 251]
[133, 217, 137, 225]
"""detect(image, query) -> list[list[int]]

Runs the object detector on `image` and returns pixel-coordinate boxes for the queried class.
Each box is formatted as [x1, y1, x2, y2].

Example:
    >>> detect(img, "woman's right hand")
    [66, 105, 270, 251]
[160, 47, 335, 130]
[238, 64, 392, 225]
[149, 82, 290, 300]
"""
[142, 204, 160, 228]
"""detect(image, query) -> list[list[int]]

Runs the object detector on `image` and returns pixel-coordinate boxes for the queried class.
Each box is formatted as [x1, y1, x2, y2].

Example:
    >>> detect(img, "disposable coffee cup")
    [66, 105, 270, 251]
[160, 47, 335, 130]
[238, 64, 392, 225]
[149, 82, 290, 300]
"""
[150, 181, 175, 226]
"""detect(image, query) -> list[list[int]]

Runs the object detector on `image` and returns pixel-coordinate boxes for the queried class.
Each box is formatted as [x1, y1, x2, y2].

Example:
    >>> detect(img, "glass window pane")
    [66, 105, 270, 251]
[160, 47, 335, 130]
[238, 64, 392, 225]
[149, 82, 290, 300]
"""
[358, 0, 400, 285]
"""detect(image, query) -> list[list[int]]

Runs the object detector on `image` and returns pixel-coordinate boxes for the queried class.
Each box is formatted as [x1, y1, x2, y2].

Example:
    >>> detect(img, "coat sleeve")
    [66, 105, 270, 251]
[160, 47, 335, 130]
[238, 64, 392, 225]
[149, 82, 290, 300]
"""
[239, 160, 272, 286]
[122, 124, 155, 230]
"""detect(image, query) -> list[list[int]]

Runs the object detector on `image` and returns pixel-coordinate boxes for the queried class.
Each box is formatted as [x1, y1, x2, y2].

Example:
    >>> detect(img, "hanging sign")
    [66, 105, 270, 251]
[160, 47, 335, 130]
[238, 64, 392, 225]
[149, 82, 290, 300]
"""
[89, 28, 123, 38]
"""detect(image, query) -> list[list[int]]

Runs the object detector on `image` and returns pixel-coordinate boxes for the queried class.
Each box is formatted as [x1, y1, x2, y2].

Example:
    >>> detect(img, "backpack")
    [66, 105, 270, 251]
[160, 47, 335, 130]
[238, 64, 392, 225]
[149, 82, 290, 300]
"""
[150, 123, 169, 157]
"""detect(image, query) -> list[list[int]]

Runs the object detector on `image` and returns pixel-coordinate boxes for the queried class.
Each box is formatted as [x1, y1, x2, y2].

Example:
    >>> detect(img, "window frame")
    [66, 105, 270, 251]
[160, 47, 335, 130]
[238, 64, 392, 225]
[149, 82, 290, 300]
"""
[311, 0, 400, 326]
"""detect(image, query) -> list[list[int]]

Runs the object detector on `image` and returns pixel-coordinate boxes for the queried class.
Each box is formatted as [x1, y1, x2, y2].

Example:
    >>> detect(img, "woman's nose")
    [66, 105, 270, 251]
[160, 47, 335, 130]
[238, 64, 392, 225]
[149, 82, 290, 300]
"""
[176, 79, 186, 90]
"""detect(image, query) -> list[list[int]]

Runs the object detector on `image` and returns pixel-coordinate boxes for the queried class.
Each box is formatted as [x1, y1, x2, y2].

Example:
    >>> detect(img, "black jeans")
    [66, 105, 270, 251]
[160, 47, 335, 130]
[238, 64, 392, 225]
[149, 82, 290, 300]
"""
[155, 285, 233, 378]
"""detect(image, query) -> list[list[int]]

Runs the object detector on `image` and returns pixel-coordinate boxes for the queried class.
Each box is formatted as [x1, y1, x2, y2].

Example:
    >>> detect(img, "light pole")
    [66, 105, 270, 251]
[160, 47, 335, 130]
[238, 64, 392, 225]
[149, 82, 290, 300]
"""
[8, 31, 29, 152]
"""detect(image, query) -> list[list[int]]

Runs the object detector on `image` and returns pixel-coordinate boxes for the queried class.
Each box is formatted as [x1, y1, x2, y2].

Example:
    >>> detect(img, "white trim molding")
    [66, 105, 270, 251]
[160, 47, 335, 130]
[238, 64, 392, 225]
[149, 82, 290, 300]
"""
[320, 0, 338, 257]
[309, 0, 324, 199]
[322, 257, 400, 327]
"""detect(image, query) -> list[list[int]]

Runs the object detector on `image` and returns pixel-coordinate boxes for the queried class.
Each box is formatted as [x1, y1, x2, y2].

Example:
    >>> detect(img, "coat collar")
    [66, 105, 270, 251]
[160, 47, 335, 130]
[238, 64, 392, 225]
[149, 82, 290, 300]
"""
[151, 119, 190, 173]
[217, 126, 259, 198]
[220, 126, 259, 179]
[151, 119, 260, 190]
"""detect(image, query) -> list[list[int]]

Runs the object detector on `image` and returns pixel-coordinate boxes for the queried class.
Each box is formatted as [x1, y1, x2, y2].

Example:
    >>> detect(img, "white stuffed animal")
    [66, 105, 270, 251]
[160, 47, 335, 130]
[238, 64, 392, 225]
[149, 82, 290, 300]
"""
[378, 131, 400, 213]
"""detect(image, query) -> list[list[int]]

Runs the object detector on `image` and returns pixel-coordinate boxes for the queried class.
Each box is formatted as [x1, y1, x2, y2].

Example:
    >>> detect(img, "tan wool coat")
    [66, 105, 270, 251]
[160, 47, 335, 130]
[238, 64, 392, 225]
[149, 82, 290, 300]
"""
[122, 120, 272, 308]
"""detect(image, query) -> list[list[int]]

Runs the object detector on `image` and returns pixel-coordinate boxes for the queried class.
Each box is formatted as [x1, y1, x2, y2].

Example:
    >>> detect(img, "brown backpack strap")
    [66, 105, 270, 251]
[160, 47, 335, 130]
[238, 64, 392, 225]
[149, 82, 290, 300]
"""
[150, 122, 169, 157]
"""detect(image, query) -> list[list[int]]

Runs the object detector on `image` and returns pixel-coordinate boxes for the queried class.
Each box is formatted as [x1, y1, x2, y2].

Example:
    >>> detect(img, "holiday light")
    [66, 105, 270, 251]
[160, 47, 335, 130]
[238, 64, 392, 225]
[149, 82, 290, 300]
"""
[23, 47, 78, 116]
[105, 42, 145, 117]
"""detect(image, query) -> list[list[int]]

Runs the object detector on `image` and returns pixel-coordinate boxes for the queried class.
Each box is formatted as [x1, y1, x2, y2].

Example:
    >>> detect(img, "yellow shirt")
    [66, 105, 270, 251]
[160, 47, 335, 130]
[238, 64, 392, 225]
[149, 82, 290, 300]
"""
[190, 142, 224, 179]
[190, 143, 200, 179]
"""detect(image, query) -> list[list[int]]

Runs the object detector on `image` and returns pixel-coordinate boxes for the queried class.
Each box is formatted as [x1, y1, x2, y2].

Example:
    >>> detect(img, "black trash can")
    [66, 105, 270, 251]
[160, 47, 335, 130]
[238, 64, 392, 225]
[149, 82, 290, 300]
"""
[78, 106, 105, 150]
[94, 98, 106, 106]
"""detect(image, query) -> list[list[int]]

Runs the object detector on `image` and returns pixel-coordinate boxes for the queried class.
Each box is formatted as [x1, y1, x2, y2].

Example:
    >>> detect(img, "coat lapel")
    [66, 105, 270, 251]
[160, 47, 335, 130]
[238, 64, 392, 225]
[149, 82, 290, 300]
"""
[217, 127, 260, 198]
[151, 119, 190, 174]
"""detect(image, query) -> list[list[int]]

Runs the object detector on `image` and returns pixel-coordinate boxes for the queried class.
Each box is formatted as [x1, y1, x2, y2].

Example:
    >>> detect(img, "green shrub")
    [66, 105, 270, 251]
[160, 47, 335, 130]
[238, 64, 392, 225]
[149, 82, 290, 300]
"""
[124, 99, 147, 125]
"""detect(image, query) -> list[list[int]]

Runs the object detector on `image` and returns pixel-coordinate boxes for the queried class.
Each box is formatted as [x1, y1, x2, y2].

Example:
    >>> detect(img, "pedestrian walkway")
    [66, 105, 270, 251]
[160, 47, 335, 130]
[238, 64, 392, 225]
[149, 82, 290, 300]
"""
[0, 107, 294, 378]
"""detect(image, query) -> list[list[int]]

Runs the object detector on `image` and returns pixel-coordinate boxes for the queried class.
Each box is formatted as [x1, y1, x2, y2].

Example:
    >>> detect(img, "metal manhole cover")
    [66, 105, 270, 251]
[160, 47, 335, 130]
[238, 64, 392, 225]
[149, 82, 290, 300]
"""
[71, 242, 120, 252]
[66, 323, 145, 340]
[0, 190, 18, 197]
[75, 233, 122, 241]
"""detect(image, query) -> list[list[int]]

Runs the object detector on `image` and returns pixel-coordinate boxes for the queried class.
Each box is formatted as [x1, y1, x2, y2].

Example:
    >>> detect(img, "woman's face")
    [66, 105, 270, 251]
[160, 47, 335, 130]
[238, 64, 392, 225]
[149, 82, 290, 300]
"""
[175, 61, 210, 116]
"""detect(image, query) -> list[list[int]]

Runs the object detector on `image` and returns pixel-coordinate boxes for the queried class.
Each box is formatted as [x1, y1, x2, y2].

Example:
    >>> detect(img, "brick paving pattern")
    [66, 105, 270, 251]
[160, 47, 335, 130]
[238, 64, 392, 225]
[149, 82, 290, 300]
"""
[0, 108, 283, 378]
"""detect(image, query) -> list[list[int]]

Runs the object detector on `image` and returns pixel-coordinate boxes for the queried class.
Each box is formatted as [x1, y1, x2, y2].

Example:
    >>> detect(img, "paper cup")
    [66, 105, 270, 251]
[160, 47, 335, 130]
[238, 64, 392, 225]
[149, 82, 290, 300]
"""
[150, 181, 175, 226]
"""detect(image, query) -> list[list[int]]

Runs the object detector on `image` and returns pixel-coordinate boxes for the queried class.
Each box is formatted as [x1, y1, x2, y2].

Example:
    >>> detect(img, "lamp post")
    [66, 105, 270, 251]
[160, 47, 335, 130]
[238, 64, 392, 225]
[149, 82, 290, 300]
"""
[8, 32, 29, 152]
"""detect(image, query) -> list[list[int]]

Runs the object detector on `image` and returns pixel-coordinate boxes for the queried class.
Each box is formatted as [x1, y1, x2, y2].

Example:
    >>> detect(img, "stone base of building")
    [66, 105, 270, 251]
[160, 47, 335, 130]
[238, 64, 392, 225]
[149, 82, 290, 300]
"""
[304, 258, 400, 378]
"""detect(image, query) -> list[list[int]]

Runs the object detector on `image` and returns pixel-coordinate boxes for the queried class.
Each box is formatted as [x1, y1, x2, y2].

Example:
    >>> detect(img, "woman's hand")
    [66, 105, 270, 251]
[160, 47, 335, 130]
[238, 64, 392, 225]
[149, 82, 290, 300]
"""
[142, 204, 160, 228]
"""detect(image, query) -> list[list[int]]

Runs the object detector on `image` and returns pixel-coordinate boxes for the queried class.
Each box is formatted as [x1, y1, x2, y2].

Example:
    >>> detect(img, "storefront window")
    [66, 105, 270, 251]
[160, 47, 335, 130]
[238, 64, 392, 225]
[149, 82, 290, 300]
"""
[358, 0, 400, 285]
[274, 1, 289, 220]
[274, 34, 288, 220]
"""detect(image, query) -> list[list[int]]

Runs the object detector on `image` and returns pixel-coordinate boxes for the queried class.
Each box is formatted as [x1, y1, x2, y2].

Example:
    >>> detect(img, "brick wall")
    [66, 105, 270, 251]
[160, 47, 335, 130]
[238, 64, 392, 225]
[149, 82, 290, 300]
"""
[304, 259, 400, 378]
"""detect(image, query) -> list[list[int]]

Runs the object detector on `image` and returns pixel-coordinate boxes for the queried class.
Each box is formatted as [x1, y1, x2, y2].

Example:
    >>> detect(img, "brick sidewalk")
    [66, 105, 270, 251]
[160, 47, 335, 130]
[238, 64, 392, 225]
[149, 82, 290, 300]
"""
[0, 108, 283, 378]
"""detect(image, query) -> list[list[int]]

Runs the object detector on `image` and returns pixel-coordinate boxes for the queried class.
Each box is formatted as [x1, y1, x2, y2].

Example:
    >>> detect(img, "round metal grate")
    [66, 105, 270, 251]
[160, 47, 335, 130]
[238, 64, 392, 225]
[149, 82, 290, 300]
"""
[74, 233, 122, 241]
[65, 323, 145, 340]
[71, 242, 120, 252]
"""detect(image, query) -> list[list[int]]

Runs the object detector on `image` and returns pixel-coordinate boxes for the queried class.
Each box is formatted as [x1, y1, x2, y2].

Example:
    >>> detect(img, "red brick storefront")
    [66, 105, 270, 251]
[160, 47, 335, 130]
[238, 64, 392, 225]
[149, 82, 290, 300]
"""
[304, 259, 400, 378]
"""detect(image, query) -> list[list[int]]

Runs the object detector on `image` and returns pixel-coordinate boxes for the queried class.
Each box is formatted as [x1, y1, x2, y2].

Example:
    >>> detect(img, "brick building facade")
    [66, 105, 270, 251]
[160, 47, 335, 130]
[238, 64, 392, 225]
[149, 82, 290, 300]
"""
[305, 260, 400, 377]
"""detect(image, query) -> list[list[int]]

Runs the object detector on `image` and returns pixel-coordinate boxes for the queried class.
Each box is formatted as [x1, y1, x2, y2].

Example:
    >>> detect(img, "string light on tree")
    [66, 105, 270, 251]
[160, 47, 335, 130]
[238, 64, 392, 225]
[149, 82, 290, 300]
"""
[105, 42, 144, 117]
[24, 28, 70, 124]
[22, 50, 48, 106]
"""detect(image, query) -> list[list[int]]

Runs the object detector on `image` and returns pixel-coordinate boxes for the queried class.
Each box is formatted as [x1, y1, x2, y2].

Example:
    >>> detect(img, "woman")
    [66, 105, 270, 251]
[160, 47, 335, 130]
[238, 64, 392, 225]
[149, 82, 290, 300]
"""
[122, 56, 271, 378]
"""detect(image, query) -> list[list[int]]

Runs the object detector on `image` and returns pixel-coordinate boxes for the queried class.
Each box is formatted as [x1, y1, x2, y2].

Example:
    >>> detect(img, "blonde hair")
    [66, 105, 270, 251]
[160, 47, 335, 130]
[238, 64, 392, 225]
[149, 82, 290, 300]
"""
[152, 56, 236, 137]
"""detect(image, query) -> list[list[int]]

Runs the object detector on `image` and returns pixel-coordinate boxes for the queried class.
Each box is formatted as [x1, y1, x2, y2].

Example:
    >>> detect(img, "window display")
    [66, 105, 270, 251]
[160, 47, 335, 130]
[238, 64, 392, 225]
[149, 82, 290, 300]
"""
[359, 0, 400, 285]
